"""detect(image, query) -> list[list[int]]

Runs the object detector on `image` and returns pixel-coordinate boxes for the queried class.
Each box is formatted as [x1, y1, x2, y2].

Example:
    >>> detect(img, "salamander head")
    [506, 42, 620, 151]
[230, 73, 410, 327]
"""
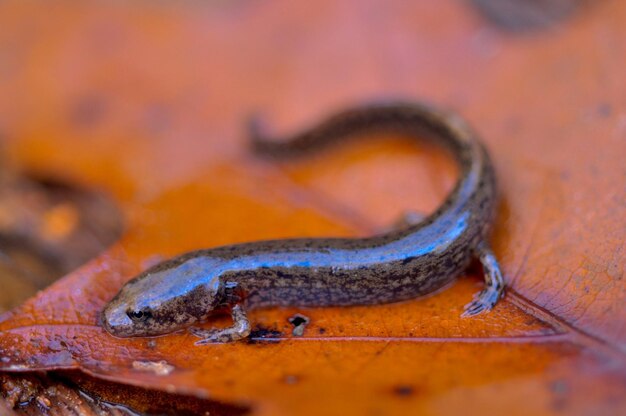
[102, 256, 223, 337]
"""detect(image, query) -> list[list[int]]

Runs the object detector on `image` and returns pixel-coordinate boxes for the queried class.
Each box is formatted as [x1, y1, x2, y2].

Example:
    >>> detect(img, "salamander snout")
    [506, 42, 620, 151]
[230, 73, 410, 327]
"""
[102, 296, 156, 337]
[102, 301, 133, 335]
[102, 255, 227, 338]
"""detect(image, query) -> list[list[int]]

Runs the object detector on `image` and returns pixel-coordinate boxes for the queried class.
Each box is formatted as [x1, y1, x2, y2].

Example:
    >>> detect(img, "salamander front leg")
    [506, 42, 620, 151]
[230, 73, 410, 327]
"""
[462, 242, 505, 317]
[190, 304, 251, 344]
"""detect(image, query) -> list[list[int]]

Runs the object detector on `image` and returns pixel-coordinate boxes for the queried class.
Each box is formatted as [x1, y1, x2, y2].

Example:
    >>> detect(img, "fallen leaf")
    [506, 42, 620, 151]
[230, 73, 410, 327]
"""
[0, 1, 624, 415]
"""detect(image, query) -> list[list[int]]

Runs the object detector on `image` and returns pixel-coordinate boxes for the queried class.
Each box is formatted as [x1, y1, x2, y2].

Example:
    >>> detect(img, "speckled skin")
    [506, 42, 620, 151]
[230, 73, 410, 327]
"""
[102, 101, 505, 343]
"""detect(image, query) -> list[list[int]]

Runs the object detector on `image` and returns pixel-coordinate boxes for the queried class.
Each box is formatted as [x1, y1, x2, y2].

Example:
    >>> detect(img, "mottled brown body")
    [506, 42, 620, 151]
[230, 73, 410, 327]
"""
[102, 101, 505, 343]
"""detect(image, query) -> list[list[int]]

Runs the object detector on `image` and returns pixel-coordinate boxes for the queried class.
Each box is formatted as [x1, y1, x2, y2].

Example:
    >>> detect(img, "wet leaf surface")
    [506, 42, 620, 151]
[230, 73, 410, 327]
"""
[0, 0, 625, 414]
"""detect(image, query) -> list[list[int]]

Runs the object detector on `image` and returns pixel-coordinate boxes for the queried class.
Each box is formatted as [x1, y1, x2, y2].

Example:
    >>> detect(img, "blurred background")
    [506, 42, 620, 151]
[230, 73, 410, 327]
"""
[0, 0, 594, 312]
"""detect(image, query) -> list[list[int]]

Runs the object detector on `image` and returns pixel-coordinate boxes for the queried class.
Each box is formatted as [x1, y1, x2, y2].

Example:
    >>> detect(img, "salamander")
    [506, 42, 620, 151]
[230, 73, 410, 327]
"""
[102, 101, 505, 344]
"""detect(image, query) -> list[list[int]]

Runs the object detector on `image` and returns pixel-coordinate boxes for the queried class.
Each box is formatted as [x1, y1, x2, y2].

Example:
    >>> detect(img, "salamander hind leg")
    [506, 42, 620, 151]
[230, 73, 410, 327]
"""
[190, 304, 251, 344]
[462, 241, 505, 317]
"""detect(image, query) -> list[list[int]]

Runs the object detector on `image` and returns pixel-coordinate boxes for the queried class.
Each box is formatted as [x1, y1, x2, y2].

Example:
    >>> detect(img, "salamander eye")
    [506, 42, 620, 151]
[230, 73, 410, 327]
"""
[127, 309, 152, 322]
